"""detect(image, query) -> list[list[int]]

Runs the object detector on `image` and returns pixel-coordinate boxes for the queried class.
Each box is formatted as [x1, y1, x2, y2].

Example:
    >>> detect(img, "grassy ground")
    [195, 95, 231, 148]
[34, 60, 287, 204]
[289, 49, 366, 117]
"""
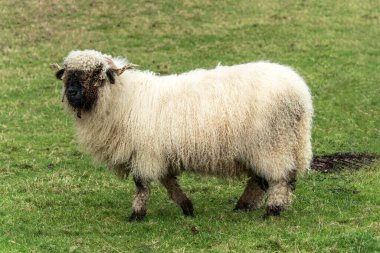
[0, 0, 379, 252]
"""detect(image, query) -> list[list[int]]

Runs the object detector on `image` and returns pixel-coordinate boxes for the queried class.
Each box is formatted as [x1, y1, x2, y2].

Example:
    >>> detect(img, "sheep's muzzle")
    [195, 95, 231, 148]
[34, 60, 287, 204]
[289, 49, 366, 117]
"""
[66, 71, 86, 109]
[63, 68, 101, 116]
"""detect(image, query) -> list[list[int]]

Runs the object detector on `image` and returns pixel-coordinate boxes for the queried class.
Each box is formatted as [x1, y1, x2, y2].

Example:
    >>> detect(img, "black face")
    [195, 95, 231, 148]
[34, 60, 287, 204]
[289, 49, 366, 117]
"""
[59, 67, 104, 113]
[55, 64, 115, 116]
[66, 71, 86, 109]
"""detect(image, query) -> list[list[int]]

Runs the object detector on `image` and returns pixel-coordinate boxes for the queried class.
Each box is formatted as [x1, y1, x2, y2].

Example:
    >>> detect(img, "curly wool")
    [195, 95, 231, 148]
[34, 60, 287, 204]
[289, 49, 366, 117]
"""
[64, 50, 111, 70]
[63, 50, 313, 182]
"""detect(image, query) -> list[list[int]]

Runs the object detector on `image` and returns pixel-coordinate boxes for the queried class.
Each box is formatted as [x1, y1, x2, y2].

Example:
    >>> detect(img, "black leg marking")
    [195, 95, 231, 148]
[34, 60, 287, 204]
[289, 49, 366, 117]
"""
[133, 176, 145, 188]
[234, 175, 268, 211]
[128, 210, 146, 222]
[129, 176, 150, 222]
[234, 201, 251, 211]
[161, 175, 194, 217]
[256, 175, 269, 191]
[263, 205, 284, 219]
[180, 199, 194, 217]
[288, 170, 297, 191]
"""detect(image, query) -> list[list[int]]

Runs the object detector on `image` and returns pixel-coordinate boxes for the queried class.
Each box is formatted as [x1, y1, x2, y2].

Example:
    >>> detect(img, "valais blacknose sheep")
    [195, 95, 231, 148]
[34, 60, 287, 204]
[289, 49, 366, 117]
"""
[52, 50, 313, 221]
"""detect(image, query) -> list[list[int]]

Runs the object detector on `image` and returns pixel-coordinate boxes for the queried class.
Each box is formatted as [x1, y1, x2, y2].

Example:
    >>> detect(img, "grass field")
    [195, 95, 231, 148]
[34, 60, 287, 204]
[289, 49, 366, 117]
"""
[0, 0, 379, 252]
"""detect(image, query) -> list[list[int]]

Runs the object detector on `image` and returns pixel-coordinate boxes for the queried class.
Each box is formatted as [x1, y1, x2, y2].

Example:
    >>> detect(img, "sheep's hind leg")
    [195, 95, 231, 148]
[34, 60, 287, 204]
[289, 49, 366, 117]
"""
[161, 175, 194, 217]
[234, 175, 268, 211]
[264, 170, 296, 218]
[129, 176, 150, 222]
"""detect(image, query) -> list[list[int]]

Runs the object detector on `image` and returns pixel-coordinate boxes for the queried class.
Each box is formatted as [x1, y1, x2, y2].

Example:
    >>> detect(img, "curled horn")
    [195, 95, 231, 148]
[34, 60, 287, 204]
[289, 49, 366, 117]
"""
[51, 63, 65, 80]
[106, 58, 138, 76]
[51, 63, 62, 70]
[113, 63, 139, 76]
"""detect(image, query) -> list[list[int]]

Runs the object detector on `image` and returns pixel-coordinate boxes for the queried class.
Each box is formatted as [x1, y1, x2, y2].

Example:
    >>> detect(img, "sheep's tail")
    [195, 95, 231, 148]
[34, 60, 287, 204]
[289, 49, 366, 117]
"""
[311, 152, 378, 173]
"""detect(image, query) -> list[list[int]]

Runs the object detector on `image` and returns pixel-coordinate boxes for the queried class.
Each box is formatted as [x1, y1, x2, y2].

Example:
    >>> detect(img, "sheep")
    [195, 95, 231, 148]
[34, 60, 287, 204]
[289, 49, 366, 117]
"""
[52, 49, 313, 221]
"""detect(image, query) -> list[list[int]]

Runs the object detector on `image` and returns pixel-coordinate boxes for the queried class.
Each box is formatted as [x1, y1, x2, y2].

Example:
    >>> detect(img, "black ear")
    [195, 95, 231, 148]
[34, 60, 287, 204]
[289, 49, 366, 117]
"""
[55, 69, 65, 80]
[106, 69, 115, 84]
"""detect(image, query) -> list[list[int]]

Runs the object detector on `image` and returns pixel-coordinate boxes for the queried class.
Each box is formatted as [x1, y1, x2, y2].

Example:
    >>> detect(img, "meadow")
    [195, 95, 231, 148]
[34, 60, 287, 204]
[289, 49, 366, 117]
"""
[0, 0, 379, 252]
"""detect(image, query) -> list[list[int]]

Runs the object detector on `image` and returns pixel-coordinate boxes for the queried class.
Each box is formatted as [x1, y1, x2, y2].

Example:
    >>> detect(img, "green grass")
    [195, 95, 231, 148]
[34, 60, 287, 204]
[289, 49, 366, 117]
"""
[0, 0, 379, 252]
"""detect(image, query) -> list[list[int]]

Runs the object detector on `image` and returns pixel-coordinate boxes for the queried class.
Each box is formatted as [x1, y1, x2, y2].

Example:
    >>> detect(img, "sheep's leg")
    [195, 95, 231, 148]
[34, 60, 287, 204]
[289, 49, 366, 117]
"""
[129, 176, 150, 222]
[234, 175, 268, 211]
[161, 175, 194, 217]
[264, 170, 296, 218]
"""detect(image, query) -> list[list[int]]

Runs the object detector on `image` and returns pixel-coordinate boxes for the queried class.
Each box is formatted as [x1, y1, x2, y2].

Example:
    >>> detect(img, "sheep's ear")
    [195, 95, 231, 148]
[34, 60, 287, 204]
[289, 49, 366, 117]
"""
[55, 69, 65, 80]
[51, 63, 64, 80]
[106, 69, 115, 84]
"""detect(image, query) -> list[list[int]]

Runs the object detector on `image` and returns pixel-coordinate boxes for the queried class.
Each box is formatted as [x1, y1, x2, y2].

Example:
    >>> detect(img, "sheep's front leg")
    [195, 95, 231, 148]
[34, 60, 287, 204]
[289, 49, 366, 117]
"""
[161, 175, 194, 217]
[129, 176, 150, 222]
[234, 175, 268, 211]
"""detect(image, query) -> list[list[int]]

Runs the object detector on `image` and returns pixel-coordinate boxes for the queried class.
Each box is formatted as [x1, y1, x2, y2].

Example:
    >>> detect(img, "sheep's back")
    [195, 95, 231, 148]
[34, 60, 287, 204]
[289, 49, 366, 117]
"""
[125, 62, 312, 178]
[76, 62, 312, 180]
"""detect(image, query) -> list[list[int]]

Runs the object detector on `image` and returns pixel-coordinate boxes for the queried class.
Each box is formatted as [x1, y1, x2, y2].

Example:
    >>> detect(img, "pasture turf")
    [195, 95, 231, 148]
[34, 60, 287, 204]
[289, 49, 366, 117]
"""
[0, 0, 379, 252]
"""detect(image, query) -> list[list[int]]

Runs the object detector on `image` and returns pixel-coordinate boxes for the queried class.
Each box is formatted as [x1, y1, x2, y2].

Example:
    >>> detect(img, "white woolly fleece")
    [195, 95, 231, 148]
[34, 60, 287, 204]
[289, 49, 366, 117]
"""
[64, 50, 110, 70]
[62, 50, 313, 183]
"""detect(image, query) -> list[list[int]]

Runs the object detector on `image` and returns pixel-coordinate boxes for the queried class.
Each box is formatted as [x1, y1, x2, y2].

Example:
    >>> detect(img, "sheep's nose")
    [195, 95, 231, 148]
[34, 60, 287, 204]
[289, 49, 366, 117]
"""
[67, 88, 78, 97]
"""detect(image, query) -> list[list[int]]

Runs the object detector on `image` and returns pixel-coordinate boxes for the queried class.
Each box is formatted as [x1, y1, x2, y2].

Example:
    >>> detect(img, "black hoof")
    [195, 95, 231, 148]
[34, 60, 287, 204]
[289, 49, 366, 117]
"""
[234, 201, 251, 211]
[128, 211, 146, 222]
[181, 199, 194, 217]
[263, 205, 283, 219]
